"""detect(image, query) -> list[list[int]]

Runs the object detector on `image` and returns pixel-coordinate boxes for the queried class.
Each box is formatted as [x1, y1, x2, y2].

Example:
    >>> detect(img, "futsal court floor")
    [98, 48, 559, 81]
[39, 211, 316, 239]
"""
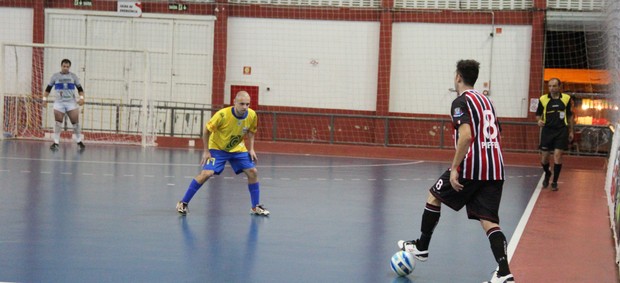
[0, 140, 581, 282]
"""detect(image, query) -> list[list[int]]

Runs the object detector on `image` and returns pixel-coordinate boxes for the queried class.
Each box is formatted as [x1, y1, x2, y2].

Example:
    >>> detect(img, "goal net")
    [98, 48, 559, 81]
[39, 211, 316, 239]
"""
[0, 42, 156, 146]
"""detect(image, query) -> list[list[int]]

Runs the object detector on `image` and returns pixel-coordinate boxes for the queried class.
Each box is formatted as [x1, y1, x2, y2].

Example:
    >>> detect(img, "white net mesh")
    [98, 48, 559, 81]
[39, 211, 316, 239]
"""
[0, 1, 616, 154]
[1, 43, 156, 146]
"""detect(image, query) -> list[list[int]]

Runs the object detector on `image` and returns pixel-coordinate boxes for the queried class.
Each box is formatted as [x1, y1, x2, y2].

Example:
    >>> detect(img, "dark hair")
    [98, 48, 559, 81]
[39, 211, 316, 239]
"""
[61, 59, 72, 66]
[548, 77, 562, 85]
[456, 59, 480, 86]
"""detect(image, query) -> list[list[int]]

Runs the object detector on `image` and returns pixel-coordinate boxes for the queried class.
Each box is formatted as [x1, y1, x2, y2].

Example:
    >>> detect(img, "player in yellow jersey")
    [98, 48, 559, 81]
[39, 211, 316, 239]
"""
[176, 91, 269, 216]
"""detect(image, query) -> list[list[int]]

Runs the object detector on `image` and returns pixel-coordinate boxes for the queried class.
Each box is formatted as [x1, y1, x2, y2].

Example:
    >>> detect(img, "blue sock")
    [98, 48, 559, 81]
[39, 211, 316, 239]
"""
[181, 179, 203, 203]
[248, 182, 260, 207]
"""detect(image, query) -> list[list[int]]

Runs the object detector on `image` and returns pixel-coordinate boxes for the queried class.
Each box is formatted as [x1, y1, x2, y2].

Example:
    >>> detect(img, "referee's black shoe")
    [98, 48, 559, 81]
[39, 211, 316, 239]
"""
[542, 173, 550, 188]
[551, 182, 558, 191]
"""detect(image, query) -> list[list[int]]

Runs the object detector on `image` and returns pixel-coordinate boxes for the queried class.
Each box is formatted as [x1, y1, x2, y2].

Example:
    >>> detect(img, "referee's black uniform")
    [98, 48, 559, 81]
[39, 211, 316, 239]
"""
[536, 93, 573, 151]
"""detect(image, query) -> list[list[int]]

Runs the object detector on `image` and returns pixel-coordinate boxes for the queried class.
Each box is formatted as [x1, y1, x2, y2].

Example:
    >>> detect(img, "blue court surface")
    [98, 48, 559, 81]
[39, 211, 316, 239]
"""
[0, 140, 539, 283]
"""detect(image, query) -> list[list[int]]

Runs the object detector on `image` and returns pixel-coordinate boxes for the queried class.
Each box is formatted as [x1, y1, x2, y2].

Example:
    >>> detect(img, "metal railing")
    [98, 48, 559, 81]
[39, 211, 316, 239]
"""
[6, 97, 611, 156]
[80, 103, 617, 156]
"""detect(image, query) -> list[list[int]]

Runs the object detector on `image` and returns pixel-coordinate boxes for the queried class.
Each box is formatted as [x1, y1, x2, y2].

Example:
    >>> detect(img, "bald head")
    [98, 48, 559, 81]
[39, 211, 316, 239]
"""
[233, 91, 251, 116]
[235, 91, 250, 100]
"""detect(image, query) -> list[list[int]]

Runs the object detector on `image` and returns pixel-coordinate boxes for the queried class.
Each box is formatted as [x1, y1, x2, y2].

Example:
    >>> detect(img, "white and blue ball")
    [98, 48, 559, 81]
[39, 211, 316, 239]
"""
[390, 251, 415, 276]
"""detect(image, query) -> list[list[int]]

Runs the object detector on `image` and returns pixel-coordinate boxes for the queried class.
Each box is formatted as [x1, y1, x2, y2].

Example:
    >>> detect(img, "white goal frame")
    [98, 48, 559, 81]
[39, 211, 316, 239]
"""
[0, 42, 155, 147]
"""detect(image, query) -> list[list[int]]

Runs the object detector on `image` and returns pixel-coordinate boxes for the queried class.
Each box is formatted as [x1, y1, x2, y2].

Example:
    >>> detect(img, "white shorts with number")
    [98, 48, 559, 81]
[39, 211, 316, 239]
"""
[53, 100, 79, 113]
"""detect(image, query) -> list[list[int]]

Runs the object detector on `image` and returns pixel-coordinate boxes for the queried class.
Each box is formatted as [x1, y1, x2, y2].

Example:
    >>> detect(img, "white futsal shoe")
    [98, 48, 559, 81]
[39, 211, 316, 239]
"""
[176, 201, 188, 215]
[250, 204, 270, 216]
[397, 239, 429, 262]
[484, 268, 515, 283]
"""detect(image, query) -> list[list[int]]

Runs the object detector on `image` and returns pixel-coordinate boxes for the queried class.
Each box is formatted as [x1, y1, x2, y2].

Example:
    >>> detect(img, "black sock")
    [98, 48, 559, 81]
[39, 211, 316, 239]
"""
[553, 163, 562, 183]
[542, 163, 550, 177]
[487, 227, 510, 276]
[418, 203, 440, 251]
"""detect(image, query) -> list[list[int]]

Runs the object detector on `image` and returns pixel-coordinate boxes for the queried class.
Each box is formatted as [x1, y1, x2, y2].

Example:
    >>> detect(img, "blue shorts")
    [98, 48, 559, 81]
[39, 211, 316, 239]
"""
[202, 150, 255, 175]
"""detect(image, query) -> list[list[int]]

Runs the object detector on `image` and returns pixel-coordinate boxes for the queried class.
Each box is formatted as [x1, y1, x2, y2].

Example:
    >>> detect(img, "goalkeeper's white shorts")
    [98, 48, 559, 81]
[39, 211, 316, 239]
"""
[53, 100, 79, 113]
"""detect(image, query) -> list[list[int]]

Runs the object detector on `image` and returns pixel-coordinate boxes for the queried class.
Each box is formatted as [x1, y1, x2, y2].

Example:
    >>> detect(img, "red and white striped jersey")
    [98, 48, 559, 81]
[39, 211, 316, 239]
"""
[450, 89, 504, 180]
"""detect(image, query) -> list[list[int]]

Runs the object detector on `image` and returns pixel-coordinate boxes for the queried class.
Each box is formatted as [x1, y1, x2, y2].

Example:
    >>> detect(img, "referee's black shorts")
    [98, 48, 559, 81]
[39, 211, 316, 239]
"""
[429, 170, 504, 224]
[539, 126, 569, 151]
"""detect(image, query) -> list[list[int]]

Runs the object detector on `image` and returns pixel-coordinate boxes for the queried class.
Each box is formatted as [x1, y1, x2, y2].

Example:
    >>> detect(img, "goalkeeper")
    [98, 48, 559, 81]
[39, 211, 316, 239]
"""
[43, 59, 85, 151]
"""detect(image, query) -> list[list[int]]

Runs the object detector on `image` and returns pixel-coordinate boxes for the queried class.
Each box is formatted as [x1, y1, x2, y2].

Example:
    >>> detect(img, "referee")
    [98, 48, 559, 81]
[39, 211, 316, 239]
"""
[536, 78, 574, 191]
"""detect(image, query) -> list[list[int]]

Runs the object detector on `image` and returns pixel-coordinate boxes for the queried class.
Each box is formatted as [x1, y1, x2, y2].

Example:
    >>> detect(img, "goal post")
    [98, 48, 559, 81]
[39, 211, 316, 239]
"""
[0, 42, 156, 146]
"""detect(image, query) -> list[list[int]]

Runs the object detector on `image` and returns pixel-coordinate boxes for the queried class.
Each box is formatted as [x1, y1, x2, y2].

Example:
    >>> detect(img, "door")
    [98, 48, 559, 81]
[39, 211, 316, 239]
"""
[172, 20, 213, 105]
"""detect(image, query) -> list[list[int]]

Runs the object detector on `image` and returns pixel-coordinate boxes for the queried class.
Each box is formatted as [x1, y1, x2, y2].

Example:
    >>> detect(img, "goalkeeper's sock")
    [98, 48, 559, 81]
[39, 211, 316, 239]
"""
[53, 121, 62, 144]
[73, 122, 82, 142]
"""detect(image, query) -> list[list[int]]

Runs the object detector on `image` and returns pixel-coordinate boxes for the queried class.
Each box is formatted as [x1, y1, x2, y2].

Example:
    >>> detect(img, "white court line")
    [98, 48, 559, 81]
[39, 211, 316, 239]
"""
[507, 175, 543, 263]
[258, 161, 424, 168]
[0, 156, 199, 167]
[0, 156, 423, 169]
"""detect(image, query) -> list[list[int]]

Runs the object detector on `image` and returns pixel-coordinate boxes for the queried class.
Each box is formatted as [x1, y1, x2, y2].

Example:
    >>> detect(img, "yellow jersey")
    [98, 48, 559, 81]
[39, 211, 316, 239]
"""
[206, 106, 257, 152]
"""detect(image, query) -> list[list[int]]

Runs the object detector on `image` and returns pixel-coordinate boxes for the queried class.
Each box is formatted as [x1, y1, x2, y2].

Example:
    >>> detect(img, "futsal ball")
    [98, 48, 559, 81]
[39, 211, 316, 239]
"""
[390, 251, 415, 276]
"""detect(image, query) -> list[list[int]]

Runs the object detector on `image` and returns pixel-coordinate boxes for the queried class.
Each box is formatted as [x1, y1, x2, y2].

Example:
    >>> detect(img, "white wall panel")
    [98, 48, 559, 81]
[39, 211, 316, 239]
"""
[133, 19, 174, 102]
[391, 23, 531, 118]
[172, 20, 213, 105]
[227, 17, 380, 111]
[1, 8, 34, 95]
[85, 17, 132, 102]
[46, 11, 215, 106]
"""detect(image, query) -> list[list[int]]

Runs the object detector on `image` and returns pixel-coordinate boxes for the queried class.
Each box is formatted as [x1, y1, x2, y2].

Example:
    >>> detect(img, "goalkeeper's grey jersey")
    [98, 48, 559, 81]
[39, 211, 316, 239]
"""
[48, 72, 82, 102]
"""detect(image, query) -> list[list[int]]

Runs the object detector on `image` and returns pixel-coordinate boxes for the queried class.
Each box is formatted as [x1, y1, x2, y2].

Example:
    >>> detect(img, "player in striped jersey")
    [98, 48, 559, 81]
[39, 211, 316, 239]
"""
[398, 60, 514, 283]
[43, 59, 85, 151]
[176, 91, 269, 216]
